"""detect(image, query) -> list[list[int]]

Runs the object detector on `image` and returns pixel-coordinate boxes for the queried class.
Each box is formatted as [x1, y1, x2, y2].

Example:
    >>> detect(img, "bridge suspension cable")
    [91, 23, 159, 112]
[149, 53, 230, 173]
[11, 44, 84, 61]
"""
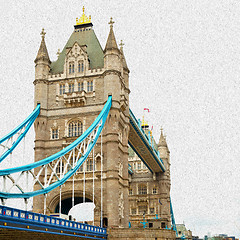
[0, 104, 40, 164]
[0, 96, 112, 201]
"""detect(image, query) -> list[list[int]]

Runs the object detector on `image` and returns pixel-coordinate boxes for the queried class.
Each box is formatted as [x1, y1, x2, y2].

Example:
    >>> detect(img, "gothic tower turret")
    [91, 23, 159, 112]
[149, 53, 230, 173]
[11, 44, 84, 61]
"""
[102, 18, 130, 228]
[33, 9, 130, 229]
[34, 28, 51, 108]
[103, 18, 121, 102]
[158, 128, 171, 226]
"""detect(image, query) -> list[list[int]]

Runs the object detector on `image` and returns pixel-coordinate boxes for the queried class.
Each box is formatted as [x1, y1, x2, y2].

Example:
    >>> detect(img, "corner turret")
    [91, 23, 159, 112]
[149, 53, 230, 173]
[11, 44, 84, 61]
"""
[34, 28, 51, 80]
[104, 18, 121, 71]
[103, 18, 122, 103]
[34, 28, 51, 108]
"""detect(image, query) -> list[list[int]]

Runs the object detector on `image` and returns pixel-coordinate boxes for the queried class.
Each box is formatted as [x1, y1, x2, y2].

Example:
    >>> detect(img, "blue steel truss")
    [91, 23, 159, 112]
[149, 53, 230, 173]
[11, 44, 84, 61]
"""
[0, 96, 112, 199]
[0, 104, 40, 164]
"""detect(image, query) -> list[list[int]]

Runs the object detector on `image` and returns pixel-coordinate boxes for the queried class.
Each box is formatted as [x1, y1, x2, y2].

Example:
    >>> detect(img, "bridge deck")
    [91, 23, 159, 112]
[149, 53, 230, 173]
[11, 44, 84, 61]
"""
[0, 205, 107, 239]
[128, 109, 165, 173]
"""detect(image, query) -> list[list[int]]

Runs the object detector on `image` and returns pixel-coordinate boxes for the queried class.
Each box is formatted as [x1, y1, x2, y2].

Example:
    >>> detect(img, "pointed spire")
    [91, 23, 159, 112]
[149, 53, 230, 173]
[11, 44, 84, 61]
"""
[119, 40, 129, 71]
[158, 127, 167, 147]
[119, 40, 124, 51]
[56, 49, 60, 57]
[34, 28, 51, 64]
[104, 18, 119, 52]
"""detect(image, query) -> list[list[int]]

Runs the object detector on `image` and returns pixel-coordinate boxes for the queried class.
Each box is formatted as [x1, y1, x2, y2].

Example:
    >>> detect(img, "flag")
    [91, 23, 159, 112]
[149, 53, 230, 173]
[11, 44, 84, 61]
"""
[144, 108, 150, 112]
[159, 199, 162, 205]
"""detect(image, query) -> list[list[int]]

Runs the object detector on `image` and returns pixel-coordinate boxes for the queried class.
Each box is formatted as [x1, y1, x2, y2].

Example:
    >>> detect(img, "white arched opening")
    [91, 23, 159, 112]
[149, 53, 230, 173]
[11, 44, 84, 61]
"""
[68, 202, 95, 222]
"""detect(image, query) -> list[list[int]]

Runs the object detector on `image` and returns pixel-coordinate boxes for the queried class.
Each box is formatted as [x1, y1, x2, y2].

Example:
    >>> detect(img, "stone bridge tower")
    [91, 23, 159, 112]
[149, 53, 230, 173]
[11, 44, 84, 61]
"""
[33, 8, 130, 228]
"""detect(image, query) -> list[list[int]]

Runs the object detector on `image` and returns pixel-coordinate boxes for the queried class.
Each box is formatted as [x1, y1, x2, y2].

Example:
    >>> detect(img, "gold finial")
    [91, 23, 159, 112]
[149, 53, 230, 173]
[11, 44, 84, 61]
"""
[119, 40, 124, 50]
[108, 17, 115, 28]
[56, 49, 60, 57]
[76, 6, 92, 25]
[41, 28, 46, 39]
[160, 127, 163, 134]
[141, 116, 149, 128]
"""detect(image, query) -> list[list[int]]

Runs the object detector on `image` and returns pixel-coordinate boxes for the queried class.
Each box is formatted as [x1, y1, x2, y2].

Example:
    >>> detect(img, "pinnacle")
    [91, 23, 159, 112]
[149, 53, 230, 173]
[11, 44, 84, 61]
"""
[34, 28, 51, 64]
[158, 127, 167, 147]
[119, 40, 129, 71]
[104, 18, 119, 52]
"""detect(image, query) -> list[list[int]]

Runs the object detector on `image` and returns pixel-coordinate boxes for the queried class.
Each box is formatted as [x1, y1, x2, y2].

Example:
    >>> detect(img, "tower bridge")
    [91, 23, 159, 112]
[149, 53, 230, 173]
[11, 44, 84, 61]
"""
[0, 7, 177, 240]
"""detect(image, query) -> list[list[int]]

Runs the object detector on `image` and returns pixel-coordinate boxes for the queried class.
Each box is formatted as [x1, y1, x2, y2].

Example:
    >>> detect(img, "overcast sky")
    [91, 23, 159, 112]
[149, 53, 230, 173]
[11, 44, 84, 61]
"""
[0, 0, 239, 237]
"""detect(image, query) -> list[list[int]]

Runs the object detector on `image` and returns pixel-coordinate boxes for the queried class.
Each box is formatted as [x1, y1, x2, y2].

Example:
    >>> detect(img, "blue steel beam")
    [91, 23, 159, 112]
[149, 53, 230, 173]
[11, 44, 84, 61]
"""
[170, 197, 177, 236]
[0, 104, 41, 163]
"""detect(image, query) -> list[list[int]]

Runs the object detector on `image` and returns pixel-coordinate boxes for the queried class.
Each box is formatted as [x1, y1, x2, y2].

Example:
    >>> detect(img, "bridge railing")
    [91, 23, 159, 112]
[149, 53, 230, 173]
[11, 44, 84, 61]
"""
[0, 205, 107, 235]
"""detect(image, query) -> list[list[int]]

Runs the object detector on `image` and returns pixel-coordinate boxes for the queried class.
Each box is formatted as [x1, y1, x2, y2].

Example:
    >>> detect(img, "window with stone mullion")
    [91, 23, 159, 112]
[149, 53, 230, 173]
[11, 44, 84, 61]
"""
[78, 82, 84, 91]
[69, 83, 74, 93]
[68, 121, 83, 137]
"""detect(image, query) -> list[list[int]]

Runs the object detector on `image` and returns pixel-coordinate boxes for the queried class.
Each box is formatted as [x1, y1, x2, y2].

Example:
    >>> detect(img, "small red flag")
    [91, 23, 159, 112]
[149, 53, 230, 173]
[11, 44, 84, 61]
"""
[144, 108, 150, 113]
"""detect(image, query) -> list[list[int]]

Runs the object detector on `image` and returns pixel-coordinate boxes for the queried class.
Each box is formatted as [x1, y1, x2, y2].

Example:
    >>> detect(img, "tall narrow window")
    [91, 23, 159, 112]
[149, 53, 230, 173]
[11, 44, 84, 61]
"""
[72, 64, 75, 73]
[59, 84, 65, 95]
[87, 159, 93, 171]
[69, 64, 72, 74]
[68, 121, 83, 137]
[137, 162, 141, 170]
[78, 61, 84, 72]
[87, 81, 93, 92]
[78, 82, 84, 91]
[69, 83, 74, 93]
[51, 128, 59, 140]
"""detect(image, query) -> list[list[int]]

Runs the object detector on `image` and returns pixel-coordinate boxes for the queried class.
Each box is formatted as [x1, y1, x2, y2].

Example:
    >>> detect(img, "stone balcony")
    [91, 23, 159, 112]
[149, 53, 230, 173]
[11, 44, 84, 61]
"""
[63, 91, 87, 106]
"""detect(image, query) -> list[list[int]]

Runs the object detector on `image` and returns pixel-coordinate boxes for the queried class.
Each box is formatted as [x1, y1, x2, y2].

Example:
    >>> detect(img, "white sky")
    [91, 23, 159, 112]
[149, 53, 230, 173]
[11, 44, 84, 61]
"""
[0, 0, 239, 238]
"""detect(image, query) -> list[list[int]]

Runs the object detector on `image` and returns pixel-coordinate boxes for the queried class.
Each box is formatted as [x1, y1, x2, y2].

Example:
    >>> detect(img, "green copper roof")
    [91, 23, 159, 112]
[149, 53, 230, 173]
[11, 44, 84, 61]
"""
[50, 28, 104, 74]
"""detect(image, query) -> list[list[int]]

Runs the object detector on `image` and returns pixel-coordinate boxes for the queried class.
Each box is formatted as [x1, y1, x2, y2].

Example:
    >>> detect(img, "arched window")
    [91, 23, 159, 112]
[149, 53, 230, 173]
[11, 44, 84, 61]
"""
[78, 61, 84, 72]
[68, 121, 83, 137]
[69, 63, 74, 74]
[69, 83, 74, 93]
[138, 184, 147, 195]
[78, 82, 84, 91]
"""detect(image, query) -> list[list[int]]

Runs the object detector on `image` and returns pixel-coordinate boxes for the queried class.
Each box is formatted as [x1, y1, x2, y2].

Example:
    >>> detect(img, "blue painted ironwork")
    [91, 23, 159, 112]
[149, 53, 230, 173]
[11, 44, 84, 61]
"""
[0, 104, 40, 163]
[129, 109, 165, 172]
[0, 96, 112, 199]
[0, 205, 107, 239]
[128, 164, 133, 175]
[170, 197, 177, 236]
